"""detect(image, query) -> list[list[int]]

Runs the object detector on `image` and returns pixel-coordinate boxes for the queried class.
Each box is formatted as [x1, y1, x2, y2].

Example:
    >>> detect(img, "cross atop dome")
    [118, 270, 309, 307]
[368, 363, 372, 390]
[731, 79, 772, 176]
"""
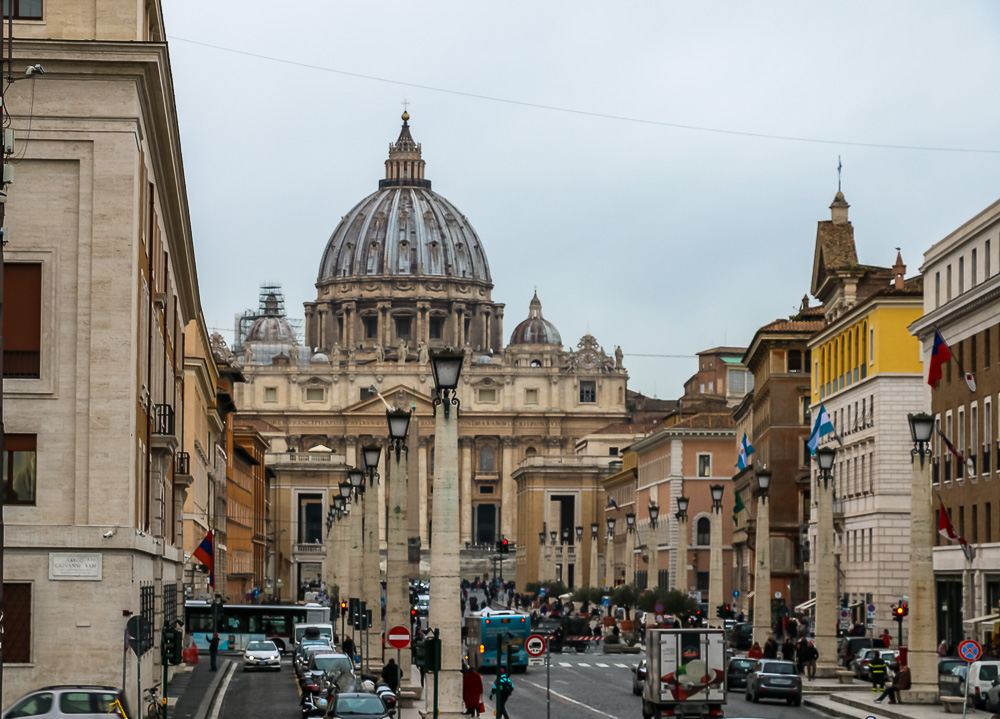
[382, 110, 430, 189]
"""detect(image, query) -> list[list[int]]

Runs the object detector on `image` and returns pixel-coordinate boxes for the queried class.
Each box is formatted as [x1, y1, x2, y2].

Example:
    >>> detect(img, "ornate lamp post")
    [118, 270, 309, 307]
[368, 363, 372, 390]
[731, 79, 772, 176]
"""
[646, 503, 660, 629]
[625, 512, 637, 587]
[427, 349, 464, 717]
[751, 469, 772, 646]
[538, 530, 546, 583]
[589, 523, 599, 589]
[606, 517, 616, 588]
[673, 496, 690, 593]
[814, 447, 837, 677]
[708, 484, 725, 629]
[347, 468, 365, 602]
[907, 413, 938, 701]
[385, 406, 412, 679]
[549, 530, 558, 583]
[361, 445, 382, 671]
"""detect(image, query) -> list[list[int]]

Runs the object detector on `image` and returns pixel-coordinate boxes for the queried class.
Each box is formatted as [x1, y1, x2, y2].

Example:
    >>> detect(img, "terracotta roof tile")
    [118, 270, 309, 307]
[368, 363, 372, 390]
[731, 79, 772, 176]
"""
[759, 319, 826, 333]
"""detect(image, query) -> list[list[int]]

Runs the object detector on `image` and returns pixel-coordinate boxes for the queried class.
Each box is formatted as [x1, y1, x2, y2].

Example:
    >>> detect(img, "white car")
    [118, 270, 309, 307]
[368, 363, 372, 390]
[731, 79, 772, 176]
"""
[243, 640, 281, 671]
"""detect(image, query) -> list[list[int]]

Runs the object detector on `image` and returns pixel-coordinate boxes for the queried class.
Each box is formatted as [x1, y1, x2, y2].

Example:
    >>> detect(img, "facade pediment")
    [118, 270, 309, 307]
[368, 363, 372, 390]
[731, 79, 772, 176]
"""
[343, 385, 434, 414]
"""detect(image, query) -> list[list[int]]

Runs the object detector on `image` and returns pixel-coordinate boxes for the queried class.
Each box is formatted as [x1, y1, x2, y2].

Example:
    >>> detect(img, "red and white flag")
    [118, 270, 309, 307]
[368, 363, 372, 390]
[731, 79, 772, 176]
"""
[938, 504, 973, 562]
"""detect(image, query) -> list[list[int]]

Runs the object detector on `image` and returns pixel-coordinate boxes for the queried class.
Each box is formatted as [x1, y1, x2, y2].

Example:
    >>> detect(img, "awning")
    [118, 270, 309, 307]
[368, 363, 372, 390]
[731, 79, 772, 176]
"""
[963, 613, 1000, 626]
[794, 598, 817, 612]
[848, 601, 863, 609]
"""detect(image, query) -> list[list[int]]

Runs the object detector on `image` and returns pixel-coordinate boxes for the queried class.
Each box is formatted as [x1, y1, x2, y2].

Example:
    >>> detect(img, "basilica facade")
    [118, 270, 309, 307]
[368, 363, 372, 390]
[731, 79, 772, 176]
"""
[231, 114, 628, 595]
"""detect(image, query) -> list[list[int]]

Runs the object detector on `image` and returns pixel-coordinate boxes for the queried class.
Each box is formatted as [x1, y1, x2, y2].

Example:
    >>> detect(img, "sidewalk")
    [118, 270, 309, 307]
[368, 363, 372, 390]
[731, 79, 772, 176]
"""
[806, 690, 996, 719]
[168, 658, 232, 719]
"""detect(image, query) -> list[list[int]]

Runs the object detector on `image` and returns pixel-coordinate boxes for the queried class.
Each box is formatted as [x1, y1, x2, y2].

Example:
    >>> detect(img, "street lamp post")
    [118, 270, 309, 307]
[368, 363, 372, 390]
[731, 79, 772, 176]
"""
[361, 445, 382, 672]
[673, 497, 689, 594]
[625, 512, 637, 587]
[907, 413, 938, 701]
[605, 518, 616, 588]
[574, 526, 583, 588]
[549, 530, 558, 583]
[752, 470, 772, 647]
[708, 484, 725, 629]
[385, 406, 412, 680]
[338, 482, 353, 602]
[589, 523, 599, 589]
[647, 504, 660, 630]
[427, 349, 465, 718]
[348, 468, 365, 603]
[538, 530, 546, 584]
[814, 447, 837, 677]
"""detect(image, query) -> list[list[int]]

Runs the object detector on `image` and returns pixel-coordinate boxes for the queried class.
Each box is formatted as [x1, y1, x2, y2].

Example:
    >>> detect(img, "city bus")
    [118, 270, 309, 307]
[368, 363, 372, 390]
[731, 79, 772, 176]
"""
[465, 610, 531, 672]
[184, 601, 330, 653]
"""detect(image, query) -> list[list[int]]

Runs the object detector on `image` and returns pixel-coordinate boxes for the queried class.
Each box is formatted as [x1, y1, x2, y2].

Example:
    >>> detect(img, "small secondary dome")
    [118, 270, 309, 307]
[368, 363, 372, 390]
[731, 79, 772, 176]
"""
[246, 293, 297, 343]
[510, 292, 562, 346]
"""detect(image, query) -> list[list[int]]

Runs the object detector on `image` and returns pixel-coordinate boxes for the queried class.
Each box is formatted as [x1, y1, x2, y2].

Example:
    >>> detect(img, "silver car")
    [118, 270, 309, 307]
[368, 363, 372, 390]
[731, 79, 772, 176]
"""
[2, 686, 129, 719]
[243, 640, 281, 671]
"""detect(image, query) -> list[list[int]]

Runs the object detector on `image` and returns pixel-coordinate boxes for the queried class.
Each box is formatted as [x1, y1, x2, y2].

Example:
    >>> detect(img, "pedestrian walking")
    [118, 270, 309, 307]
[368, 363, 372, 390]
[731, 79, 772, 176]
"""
[490, 670, 514, 719]
[879, 628, 892, 648]
[342, 635, 356, 663]
[462, 666, 484, 717]
[763, 636, 778, 659]
[804, 636, 819, 680]
[868, 652, 888, 694]
[781, 637, 796, 661]
[208, 632, 219, 671]
[795, 637, 808, 675]
[748, 641, 763, 659]
[381, 658, 402, 694]
[875, 664, 910, 704]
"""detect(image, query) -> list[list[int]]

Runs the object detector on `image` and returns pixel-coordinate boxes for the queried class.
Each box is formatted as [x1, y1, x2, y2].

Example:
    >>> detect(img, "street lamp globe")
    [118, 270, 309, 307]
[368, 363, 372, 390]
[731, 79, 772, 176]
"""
[539, 531, 546, 545]
[908, 412, 934, 443]
[710, 484, 724, 504]
[362, 445, 382, 473]
[550, 530, 557, 545]
[676, 496, 690, 519]
[386, 408, 412, 441]
[816, 447, 836, 473]
[430, 349, 464, 391]
[339, 481, 353, 499]
[606, 517, 617, 535]
[625, 512, 636, 532]
[591, 523, 599, 539]
[348, 466, 365, 491]
[575, 525, 584, 542]
[562, 527, 570, 544]
[648, 503, 660, 527]
[756, 469, 772, 497]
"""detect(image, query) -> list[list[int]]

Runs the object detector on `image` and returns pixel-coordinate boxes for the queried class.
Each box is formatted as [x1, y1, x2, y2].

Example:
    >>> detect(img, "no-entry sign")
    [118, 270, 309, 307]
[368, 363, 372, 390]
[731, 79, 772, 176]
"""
[525, 634, 546, 658]
[387, 625, 411, 649]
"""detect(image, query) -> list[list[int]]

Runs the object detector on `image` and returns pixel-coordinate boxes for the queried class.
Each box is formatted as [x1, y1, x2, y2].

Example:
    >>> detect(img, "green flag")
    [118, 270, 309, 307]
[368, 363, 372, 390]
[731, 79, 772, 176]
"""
[733, 492, 745, 526]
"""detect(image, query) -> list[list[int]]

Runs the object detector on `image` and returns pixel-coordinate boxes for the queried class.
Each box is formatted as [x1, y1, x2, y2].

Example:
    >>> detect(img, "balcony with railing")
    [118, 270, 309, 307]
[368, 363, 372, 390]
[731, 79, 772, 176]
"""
[294, 542, 326, 557]
[151, 404, 178, 453]
[174, 451, 193, 488]
[3, 349, 40, 378]
[983, 445, 991, 475]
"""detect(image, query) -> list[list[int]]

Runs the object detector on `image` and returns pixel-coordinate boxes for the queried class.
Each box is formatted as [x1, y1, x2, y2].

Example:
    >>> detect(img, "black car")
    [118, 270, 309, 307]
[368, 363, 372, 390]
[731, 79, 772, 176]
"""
[326, 693, 393, 719]
[726, 657, 756, 690]
[731, 623, 753, 651]
[632, 659, 646, 696]
[939, 657, 968, 697]
[745, 660, 803, 706]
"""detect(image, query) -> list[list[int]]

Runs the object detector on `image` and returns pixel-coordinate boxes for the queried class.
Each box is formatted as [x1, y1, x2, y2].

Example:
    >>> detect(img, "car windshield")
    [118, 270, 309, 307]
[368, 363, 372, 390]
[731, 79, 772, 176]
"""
[762, 662, 797, 675]
[730, 659, 755, 671]
[941, 660, 964, 673]
[247, 642, 275, 652]
[336, 695, 385, 714]
[314, 656, 353, 674]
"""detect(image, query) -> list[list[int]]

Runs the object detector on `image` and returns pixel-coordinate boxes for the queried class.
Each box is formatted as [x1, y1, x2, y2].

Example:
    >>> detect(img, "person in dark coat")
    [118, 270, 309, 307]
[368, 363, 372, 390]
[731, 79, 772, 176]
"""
[876, 664, 910, 704]
[781, 637, 796, 661]
[208, 632, 220, 671]
[762, 636, 778, 659]
[381, 658, 402, 693]
[342, 635, 356, 662]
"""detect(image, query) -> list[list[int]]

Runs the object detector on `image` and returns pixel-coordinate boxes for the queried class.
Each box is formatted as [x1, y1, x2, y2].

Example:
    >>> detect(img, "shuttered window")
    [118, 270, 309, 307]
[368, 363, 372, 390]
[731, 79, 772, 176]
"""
[3, 583, 31, 662]
[3, 263, 41, 378]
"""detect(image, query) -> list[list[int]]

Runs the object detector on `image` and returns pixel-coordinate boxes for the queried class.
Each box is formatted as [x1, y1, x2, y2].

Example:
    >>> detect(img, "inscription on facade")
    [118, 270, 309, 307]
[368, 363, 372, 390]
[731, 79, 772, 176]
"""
[49, 552, 103, 580]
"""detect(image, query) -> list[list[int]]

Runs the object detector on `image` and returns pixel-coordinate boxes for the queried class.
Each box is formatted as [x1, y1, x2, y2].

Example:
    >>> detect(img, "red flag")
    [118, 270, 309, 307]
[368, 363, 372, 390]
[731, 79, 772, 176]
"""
[928, 330, 953, 388]
[938, 505, 973, 561]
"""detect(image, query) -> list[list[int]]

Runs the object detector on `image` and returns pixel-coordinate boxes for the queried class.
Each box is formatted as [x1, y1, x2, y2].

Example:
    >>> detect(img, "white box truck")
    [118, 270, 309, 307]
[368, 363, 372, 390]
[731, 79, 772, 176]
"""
[642, 628, 726, 718]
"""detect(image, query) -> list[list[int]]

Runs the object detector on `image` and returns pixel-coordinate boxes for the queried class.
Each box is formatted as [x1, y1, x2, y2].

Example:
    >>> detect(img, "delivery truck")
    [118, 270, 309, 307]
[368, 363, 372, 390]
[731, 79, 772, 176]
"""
[642, 628, 726, 718]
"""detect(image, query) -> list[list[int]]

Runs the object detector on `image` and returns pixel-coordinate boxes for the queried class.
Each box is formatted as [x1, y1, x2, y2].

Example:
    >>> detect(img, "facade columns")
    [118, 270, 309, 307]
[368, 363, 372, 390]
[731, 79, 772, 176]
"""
[417, 437, 430, 547]
[605, 531, 614, 589]
[648, 522, 659, 593]
[625, 526, 636, 587]
[362, 469, 382, 672]
[459, 437, 473, 545]
[500, 437, 515, 540]
[752, 495, 771, 647]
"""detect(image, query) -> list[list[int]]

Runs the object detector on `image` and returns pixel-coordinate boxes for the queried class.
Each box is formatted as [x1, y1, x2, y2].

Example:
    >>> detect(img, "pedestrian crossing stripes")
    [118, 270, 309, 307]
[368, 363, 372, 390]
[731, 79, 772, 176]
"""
[553, 658, 634, 669]
[595, 663, 609, 667]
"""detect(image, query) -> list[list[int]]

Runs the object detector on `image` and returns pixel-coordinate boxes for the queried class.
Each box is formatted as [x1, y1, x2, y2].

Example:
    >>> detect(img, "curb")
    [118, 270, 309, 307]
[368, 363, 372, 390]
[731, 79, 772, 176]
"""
[194, 661, 234, 719]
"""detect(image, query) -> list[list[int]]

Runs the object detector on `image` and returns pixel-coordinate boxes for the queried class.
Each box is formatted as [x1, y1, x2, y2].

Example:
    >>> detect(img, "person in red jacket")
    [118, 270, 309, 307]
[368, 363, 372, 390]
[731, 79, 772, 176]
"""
[879, 628, 892, 648]
[462, 665, 484, 717]
[748, 641, 763, 659]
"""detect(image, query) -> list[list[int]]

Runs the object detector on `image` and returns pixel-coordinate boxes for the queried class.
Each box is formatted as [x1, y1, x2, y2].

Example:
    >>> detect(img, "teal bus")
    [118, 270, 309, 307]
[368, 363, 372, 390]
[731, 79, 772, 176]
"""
[184, 601, 329, 653]
[465, 610, 531, 672]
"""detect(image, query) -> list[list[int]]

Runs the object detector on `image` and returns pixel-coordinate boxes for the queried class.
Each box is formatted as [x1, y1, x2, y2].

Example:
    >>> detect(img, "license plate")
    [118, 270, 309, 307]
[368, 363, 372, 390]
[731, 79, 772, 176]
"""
[770, 678, 792, 685]
[942, 676, 959, 683]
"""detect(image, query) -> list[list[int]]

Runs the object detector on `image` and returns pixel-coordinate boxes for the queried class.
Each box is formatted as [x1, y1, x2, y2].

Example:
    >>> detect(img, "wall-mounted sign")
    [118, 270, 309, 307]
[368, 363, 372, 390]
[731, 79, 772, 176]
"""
[49, 553, 102, 580]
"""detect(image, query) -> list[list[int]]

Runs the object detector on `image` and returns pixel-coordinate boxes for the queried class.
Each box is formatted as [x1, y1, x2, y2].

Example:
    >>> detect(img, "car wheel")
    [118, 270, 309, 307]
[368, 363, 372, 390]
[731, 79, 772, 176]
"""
[793, 697, 802, 707]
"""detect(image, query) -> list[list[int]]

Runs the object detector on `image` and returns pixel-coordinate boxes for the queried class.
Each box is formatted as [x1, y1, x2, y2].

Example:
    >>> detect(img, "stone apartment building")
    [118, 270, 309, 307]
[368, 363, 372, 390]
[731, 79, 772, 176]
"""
[910, 195, 1000, 646]
[1, 0, 198, 705]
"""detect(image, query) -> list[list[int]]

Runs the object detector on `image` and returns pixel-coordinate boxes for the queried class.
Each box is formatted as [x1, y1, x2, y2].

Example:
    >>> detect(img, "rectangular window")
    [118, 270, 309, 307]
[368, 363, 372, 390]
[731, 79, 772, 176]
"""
[987, 503, 993, 543]
[305, 388, 324, 402]
[263, 387, 277, 403]
[2, 0, 42, 19]
[947, 264, 953, 300]
[429, 316, 444, 340]
[478, 388, 497, 403]
[395, 317, 411, 340]
[363, 316, 378, 340]
[2, 582, 31, 663]
[973, 248, 978, 286]
[3, 263, 42, 378]
[860, 455, 866, 493]
[972, 404, 979, 473]
[959, 256, 965, 293]
[959, 505, 965, 538]
[728, 369, 746, 394]
[869, 328, 874, 363]
[579, 381, 596, 403]
[3, 434, 37, 505]
[987, 327, 992, 368]
[985, 398, 992, 475]
[987, 240, 992, 279]
[696, 571, 709, 592]
[298, 494, 323, 543]
[697, 454, 711, 477]
[788, 349, 803, 372]
[935, 272, 941, 308]
[524, 388, 539, 405]
[958, 407, 966, 478]
[972, 505, 978, 543]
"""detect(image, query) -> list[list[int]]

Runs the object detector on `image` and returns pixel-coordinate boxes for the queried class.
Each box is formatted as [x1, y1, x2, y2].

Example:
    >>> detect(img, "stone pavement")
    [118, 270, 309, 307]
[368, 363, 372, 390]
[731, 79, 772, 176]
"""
[167, 657, 233, 719]
[805, 688, 997, 719]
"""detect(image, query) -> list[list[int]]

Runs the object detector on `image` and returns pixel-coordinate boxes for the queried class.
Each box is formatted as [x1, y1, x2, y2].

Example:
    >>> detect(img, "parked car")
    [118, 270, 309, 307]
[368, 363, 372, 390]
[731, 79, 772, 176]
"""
[305, 653, 354, 691]
[852, 649, 898, 681]
[837, 637, 872, 668]
[296, 642, 334, 678]
[745, 660, 803, 706]
[2, 686, 129, 719]
[726, 657, 756, 690]
[632, 659, 646, 696]
[985, 676, 1000, 712]
[967, 660, 1000, 709]
[325, 692, 393, 719]
[731, 623, 753, 651]
[243, 640, 281, 672]
[939, 657, 968, 697]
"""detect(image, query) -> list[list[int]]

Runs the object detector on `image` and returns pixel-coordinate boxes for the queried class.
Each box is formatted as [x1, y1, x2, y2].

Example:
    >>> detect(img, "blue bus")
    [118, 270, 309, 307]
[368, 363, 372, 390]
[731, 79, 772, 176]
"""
[465, 611, 531, 672]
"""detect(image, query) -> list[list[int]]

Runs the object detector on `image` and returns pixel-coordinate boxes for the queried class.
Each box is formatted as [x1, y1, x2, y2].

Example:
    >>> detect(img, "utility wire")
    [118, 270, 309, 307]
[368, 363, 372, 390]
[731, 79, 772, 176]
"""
[168, 35, 1000, 155]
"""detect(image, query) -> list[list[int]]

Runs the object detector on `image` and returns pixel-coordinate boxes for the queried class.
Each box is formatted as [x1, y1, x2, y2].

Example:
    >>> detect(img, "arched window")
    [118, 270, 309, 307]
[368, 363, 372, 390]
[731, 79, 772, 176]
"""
[525, 447, 537, 458]
[696, 517, 711, 546]
[479, 445, 495, 472]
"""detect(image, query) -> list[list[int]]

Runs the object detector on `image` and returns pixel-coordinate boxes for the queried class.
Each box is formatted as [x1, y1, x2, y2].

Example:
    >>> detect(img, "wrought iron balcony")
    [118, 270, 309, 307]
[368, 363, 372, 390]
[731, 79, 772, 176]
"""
[176, 452, 190, 475]
[153, 404, 175, 435]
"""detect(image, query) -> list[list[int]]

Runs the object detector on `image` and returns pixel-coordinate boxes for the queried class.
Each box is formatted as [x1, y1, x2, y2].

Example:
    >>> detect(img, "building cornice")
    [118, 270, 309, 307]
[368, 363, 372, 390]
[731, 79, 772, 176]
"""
[909, 277, 1000, 340]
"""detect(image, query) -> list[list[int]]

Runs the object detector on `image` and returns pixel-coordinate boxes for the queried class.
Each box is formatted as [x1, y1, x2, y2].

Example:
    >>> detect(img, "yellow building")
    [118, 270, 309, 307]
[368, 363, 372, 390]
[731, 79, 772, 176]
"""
[806, 192, 924, 632]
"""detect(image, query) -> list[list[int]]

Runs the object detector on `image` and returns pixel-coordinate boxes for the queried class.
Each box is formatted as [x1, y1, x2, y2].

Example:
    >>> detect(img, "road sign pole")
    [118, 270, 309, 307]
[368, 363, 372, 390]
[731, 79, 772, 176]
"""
[546, 637, 551, 719]
[397, 647, 402, 719]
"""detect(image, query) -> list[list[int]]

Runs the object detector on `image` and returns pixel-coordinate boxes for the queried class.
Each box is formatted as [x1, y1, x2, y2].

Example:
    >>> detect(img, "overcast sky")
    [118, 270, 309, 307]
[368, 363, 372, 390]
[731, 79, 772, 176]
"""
[162, 1, 1000, 398]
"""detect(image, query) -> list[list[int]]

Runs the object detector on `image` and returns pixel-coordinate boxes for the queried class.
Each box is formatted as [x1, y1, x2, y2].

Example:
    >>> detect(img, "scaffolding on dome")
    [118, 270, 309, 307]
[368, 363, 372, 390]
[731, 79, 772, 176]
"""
[232, 282, 304, 361]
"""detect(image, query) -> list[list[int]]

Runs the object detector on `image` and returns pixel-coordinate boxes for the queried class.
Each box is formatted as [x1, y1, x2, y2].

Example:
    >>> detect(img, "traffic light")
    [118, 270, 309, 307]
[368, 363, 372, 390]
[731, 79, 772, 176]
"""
[341, 600, 348, 617]
[161, 627, 182, 666]
[414, 635, 440, 671]
[726, 605, 734, 619]
[895, 602, 908, 618]
[501, 538, 509, 554]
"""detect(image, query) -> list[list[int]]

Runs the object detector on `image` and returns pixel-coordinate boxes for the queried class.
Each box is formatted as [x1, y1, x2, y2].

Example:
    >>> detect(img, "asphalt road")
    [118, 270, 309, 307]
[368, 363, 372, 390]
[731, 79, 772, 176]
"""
[213, 650, 831, 719]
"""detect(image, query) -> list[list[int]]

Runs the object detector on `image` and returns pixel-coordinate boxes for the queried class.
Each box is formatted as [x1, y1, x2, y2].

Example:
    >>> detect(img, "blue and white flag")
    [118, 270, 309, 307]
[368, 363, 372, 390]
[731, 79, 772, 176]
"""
[807, 404, 836, 455]
[736, 433, 755, 470]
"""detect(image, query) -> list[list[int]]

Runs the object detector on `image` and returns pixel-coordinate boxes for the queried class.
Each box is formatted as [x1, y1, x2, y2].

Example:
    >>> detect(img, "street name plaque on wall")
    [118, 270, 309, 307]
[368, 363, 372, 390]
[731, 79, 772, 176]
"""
[49, 552, 102, 580]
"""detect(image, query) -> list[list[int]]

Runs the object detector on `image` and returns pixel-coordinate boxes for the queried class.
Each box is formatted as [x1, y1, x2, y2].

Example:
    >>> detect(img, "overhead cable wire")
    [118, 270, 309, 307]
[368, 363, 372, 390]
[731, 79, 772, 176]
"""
[168, 35, 1000, 155]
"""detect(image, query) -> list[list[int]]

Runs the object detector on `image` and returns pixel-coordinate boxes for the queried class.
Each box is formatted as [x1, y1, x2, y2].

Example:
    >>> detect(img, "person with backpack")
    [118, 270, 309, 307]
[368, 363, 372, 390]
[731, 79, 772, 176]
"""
[490, 670, 513, 719]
